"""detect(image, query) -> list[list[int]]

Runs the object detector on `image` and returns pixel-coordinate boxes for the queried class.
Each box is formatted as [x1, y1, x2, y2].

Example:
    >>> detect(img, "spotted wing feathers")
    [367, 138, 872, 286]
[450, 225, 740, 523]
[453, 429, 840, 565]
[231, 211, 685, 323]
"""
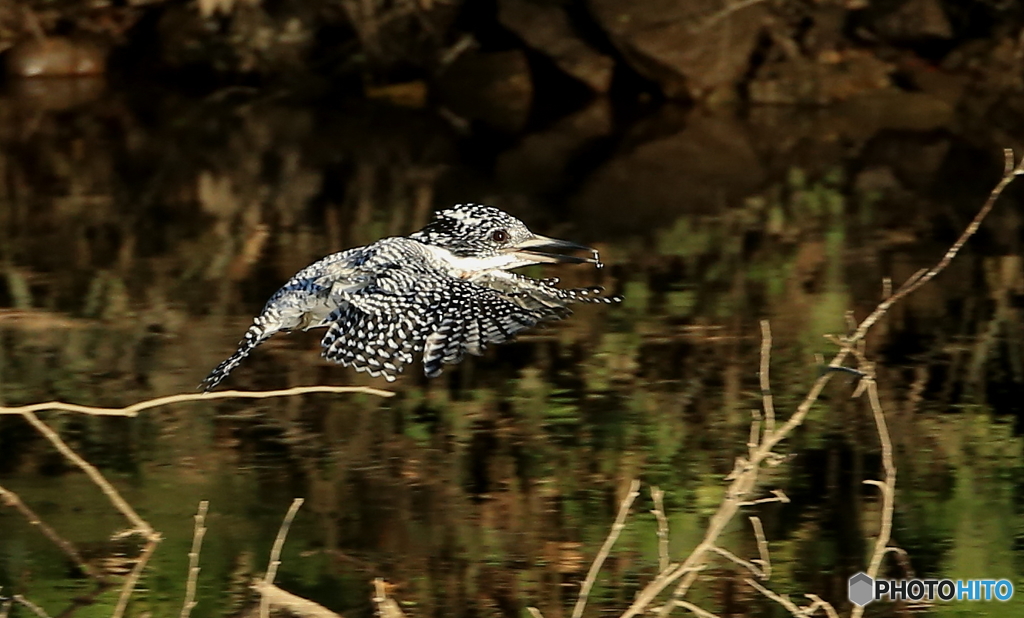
[320, 277, 566, 380]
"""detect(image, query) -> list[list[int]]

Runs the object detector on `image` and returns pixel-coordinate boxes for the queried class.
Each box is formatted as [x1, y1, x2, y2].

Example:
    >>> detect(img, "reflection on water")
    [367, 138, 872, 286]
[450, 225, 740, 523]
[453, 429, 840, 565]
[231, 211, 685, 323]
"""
[1, 80, 1023, 618]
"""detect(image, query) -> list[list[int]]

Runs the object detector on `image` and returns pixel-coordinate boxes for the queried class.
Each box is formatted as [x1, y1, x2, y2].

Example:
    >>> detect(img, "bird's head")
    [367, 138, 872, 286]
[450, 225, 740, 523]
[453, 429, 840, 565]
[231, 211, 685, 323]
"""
[409, 204, 600, 271]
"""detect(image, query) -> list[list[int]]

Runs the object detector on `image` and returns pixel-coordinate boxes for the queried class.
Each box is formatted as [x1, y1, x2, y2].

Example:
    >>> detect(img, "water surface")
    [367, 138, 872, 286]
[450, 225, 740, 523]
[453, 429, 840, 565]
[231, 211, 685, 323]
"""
[1, 84, 1023, 618]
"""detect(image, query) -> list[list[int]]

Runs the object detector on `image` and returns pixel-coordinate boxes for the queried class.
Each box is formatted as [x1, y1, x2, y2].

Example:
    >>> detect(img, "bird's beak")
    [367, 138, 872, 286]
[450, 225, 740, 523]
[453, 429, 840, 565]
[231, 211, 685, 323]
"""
[510, 234, 600, 265]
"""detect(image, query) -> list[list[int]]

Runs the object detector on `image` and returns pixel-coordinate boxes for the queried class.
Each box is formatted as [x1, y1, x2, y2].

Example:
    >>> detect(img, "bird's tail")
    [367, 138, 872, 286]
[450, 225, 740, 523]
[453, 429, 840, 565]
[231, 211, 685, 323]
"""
[199, 317, 275, 392]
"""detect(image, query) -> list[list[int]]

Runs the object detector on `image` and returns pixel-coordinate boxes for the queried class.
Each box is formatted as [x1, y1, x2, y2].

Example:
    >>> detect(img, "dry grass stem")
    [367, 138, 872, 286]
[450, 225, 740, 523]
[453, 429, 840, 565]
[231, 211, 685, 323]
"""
[0, 385, 394, 418]
[572, 479, 641, 618]
[112, 536, 161, 618]
[12, 596, 51, 618]
[673, 600, 720, 618]
[260, 498, 305, 618]
[180, 501, 210, 618]
[650, 486, 670, 572]
[0, 484, 96, 580]
[372, 578, 407, 618]
[253, 581, 344, 618]
[526, 608, 545, 618]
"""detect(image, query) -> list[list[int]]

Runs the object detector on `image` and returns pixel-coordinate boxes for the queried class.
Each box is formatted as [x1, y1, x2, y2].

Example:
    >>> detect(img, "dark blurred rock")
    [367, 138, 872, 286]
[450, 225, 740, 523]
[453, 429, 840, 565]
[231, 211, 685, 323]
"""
[832, 90, 954, 138]
[588, 0, 766, 100]
[497, 99, 613, 193]
[6, 37, 106, 77]
[498, 0, 614, 93]
[434, 50, 533, 133]
[157, 3, 314, 74]
[858, 133, 951, 192]
[7, 76, 106, 111]
[872, 0, 952, 42]
[571, 110, 765, 235]
[750, 49, 893, 105]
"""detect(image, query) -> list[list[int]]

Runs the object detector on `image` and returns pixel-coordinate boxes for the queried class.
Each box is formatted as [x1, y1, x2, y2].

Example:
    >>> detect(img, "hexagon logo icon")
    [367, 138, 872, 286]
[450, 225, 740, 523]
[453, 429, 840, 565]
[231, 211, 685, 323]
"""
[849, 572, 874, 607]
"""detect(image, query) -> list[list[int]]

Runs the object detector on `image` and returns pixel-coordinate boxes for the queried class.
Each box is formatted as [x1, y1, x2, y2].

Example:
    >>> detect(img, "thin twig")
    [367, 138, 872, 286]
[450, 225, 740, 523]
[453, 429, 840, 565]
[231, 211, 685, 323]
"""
[804, 594, 840, 618]
[111, 535, 161, 618]
[744, 579, 803, 616]
[0, 385, 394, 418]
[749, 517, 771, 580]
[12, 597, 51, 618]
[851, 377, 896, 618]
[253, 581, 343, 618]
[0, 484, 97, 579]
[180, 501, 210, 618]
[738, 488, 790, 507]
[674, 600, 720, 618]
[261, 499, 305, 618]
[372, 578, 407, 618]
[18, 411, 155, 537]
[708, 546, 764, 579]
[650, 486, 670, 572]
[526, 609, 545, 618]
[620, 564, 698, 617]
[572, 479, 641, 618]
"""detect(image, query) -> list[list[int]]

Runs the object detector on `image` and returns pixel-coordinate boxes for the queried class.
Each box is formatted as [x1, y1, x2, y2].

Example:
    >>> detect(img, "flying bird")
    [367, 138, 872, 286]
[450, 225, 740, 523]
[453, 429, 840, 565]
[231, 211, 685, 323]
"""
[201, 204, 619, 391]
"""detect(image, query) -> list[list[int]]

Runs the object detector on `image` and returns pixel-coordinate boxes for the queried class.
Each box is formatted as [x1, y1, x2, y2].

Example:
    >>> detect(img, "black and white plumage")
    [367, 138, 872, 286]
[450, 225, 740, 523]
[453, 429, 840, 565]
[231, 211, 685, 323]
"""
[200, 204, 619, 391]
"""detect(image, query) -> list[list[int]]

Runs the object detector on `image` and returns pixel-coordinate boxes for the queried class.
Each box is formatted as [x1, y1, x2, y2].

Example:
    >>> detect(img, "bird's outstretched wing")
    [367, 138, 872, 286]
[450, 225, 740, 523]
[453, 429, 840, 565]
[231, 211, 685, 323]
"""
[320, 274, 556, 380]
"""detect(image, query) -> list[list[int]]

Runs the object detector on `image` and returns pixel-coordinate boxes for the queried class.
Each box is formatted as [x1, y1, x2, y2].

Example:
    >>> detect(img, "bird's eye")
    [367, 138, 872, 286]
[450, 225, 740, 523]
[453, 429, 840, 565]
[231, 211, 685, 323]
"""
[490, 229, 509, 243]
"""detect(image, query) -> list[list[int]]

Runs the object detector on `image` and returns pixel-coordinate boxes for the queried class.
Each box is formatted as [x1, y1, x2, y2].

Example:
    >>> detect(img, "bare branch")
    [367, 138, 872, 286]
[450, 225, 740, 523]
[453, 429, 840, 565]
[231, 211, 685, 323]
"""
[18, 410, 156, 538]
[749, 517, 771, 581]
[0, 484, 97, 580]
[745, 579, 804, 616]
[851, 377, 897, 618]
[804, 594, 840, 618]
[111, 536, 161, 618]
[620, 564, 699, 617]
[573, 479, 641, 618]
[180, 501, 210, 618]
[674, 600, 720, 618]
[372, 578, 406, 618]
[0, 385, 394, 418]
[12, 597, 51, 618]
[254, 581, 343, 618]
[261, 498, 305, 618]
[708, 545, 765, 579]
[650, 486, 670, 572]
